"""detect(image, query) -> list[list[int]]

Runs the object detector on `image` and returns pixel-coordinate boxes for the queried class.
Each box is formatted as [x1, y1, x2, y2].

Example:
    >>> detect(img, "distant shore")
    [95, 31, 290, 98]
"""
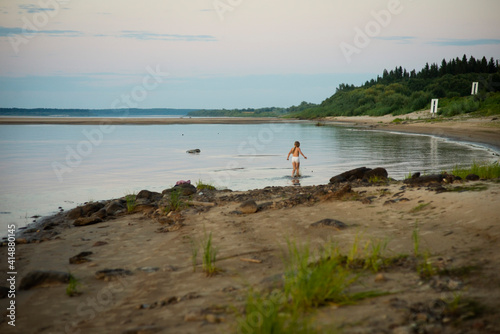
[0, 116, 294, 125]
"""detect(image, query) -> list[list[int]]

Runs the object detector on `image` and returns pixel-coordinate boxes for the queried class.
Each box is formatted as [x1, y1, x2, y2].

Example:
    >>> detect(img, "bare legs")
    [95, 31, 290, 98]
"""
[292, 161, 300, 177]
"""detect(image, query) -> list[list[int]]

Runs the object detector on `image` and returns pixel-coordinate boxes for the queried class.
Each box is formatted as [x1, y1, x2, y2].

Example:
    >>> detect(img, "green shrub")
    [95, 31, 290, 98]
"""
[195, 180, 216, 191]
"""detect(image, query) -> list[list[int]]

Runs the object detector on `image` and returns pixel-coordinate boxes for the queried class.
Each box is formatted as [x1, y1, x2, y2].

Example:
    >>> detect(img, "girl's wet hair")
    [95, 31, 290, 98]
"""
[294, 141, 300, 147]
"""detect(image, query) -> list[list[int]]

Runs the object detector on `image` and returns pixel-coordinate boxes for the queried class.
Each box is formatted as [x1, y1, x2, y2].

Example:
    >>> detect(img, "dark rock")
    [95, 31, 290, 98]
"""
[137, 267, 160, 273]
[364, 167, 388, 180]
[93, 208, 107, 219]
[466, 173, 480, 181]
[403, 174, 444, 186]
[81, 202, 105, 216]
[105, 200, 125, 216]
[67, 202, 105, 220]
[73, 216, 103, 227]
[310, 219, 347, 230]
[0, 286, 9, 299]
[67, 207, 83, 220]
[412, 172, 421, 179]
[171, 183, 197, 196]
[136, 190, 162, 201]
[95, 268, 133, 281]
[69, 251, 93, 264]
[240, 200, 258, 214]
[330, 167, 372, 184]
[19, 270, 71, 290]
[186, 149, 201, 154]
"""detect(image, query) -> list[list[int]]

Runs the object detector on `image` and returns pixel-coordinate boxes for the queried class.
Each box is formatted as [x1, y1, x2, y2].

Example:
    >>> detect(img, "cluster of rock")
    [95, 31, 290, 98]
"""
[66, 183, 198, 227]
[403, 172, 480, 186]
[8, 166, 484, 246]
[329, 167, 389, 184]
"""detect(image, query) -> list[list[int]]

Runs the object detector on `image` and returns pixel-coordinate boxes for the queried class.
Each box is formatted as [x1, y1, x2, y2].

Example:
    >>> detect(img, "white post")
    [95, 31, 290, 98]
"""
[471, 82, 479, 95]
[430, 99, 438, 117]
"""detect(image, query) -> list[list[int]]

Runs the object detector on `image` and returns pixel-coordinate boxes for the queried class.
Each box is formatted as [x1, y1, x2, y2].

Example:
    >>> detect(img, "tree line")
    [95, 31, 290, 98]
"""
[293, 55, 500, 118]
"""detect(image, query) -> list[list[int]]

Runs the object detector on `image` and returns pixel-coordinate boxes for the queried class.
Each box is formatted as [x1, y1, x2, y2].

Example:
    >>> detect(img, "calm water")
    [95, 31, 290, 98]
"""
[0, 122, 497, 236]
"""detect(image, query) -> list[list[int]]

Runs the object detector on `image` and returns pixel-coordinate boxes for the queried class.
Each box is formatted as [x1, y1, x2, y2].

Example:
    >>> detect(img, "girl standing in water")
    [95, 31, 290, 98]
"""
[287, 141, 307, 177]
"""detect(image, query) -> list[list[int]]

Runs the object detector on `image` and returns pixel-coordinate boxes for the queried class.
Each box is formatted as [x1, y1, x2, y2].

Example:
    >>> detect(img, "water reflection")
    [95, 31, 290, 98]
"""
[0, 123, 496, 235]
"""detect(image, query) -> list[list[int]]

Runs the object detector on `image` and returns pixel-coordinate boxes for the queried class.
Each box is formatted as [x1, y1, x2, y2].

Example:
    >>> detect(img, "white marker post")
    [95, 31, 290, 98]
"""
[471, 82, 479, 95]
[430, 99, 438, 117]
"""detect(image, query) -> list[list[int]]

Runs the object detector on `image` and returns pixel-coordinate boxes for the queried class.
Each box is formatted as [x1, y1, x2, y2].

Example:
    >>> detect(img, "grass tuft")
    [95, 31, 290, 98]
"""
[125, 193, 136, 213]
[66, 274, 82, 297]
[236, 290, 314, 334]
[449, 161, 500, 179]
[201, 231, 218, 276]
[412, 223, 420, 257]
[164, 189, 188, 213]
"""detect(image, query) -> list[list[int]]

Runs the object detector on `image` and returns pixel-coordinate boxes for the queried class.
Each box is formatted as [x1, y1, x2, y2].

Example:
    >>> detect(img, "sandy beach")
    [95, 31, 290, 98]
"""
[1, 114, 499, 333]
[324, 111, 500, 153]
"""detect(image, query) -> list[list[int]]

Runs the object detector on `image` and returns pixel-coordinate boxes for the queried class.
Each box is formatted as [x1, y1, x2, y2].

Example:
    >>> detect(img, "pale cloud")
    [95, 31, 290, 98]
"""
[0, 26, 82, 37]
[18, 4, 56, 14]
[427, 38, 500, 47]
[118, 31, 217, 42]
[0, 0, 499, 108]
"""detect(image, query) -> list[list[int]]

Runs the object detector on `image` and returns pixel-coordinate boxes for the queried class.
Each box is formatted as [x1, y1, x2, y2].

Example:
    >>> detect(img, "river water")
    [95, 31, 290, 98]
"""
[0, 121, 497, 236]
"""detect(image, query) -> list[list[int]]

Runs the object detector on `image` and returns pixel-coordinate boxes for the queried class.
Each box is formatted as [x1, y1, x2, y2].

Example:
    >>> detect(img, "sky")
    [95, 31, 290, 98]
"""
[0, 0, 499, 109]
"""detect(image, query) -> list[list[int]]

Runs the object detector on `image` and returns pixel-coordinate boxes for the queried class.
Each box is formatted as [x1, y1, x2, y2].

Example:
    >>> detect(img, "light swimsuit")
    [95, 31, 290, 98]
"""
[291, 156, 299, 163]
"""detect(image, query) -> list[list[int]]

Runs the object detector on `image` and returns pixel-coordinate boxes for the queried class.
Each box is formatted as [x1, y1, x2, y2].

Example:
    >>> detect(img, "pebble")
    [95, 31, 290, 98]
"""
[375, 273, 387, 282]
[205, 314, 222, 323]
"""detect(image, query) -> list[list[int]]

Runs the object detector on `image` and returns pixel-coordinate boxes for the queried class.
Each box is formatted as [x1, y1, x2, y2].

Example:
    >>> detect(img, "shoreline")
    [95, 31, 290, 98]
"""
[322, 111, 500, 153]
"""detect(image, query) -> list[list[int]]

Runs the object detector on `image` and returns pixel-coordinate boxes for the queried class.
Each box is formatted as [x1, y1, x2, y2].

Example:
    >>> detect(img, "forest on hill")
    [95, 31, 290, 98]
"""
[292, 55, 500, 118]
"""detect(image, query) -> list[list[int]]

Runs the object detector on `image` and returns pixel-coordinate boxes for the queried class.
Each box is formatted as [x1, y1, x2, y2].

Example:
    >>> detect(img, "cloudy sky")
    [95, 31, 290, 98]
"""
[0, 0, 499, 109]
